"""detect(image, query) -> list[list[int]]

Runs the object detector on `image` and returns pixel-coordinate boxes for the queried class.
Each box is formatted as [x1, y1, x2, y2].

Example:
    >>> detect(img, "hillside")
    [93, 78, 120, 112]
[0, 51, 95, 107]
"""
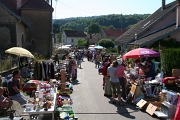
[53, 14, 150, 33]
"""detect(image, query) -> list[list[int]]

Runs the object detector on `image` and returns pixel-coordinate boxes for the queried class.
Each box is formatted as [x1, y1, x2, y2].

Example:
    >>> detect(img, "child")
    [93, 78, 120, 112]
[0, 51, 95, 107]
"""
[0, 87, 13, 110]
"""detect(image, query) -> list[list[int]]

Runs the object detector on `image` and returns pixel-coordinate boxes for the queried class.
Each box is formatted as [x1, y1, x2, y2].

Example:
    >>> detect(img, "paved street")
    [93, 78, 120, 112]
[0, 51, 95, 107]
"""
[71, 59, 160, 120]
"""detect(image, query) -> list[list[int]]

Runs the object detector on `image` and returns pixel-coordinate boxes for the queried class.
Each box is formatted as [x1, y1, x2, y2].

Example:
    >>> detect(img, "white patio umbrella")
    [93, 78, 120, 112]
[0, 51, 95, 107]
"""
[89, 45, 95, 47]
[58, 46, 70, 49]
[65, 45, 72, 47]
[5, 47, 34, 58]
[88, 46, 94, 49]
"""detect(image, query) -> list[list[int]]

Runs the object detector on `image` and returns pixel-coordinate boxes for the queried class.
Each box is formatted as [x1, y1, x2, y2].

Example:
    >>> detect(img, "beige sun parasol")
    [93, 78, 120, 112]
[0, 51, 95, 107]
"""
[5, 47, 34, 58]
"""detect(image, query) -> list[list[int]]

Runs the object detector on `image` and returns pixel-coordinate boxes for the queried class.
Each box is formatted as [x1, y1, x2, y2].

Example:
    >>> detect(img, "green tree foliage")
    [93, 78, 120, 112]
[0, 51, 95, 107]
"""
[57, 32, 62, 43]
[98, 38, 115, 48]
[88, 23, 100, 34]
[53, 23, 60, 33]
[108, 25, 115, 29]
[54, 14, 150, 32]
[161, 48, 180, 76]
[151, 38, 180, 49]
[76, 38, 88, 47]
[126, 24, 135, 29]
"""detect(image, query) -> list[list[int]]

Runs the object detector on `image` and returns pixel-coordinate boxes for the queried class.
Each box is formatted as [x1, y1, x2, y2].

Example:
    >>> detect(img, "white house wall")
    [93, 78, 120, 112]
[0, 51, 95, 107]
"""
[61, 31, 67, 45]
[66, 37, 81, 45]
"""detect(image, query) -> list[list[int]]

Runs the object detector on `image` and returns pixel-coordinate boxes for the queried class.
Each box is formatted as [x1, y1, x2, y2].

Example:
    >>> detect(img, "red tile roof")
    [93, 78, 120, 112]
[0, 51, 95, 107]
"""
[102, 29, 126, 37]
[21, 0, 52, 10]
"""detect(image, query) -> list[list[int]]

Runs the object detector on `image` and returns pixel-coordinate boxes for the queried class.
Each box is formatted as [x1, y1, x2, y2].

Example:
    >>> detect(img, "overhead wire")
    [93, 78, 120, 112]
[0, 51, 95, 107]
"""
[57, 0, 86, 17]
[57, 0, 101, 17]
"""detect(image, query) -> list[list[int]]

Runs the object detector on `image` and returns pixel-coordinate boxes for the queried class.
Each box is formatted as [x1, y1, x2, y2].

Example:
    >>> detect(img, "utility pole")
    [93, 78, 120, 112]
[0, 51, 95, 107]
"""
[50, 0, 53, 57]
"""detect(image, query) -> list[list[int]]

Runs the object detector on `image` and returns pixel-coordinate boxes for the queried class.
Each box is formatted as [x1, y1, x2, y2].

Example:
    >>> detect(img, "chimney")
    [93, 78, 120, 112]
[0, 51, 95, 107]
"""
[176, 0, 180, 27]
[16, 0, 22, 10]
[162, 0, 166, 10]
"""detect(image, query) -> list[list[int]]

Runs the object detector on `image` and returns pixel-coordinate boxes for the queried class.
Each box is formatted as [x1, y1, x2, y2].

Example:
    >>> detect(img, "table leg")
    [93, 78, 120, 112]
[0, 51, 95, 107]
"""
[52, 112, 54, 120]
[29, 114, 31, 120]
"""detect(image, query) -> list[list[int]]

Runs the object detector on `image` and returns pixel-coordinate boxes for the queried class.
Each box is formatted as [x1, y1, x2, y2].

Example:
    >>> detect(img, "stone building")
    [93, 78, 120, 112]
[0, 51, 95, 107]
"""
[0, 0, 53, 57]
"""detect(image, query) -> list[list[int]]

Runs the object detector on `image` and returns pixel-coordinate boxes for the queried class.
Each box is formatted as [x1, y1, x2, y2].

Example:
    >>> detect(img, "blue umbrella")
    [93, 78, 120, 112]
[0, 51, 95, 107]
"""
[94, 45, 104, 49]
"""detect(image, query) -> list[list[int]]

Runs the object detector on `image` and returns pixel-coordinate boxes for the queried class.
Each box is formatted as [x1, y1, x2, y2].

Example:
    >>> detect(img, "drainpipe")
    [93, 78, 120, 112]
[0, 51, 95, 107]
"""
[176, 0, 180, 28]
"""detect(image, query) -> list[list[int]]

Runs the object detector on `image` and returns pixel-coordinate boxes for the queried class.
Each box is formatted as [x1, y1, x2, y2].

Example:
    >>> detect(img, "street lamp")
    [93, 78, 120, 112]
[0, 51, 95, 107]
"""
[135, 33, 137, 48]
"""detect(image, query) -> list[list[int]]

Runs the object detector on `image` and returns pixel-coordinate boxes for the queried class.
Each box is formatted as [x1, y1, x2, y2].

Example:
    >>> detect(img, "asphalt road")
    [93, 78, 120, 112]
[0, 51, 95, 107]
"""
[71, 59, 161, 120]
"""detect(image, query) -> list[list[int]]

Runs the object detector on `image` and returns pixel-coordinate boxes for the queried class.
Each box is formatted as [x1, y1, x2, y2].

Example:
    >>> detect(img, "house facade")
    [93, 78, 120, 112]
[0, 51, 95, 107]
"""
[0, 0, 53, 57]
[115, 0, 180, 53]
[0, 1, 27, 55]
[99, 28, 126, 41]
[62, 30, 86, 46]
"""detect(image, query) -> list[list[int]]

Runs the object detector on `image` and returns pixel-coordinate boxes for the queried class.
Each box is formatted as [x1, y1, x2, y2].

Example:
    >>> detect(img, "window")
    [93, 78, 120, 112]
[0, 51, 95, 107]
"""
[71, 39, 74, 42]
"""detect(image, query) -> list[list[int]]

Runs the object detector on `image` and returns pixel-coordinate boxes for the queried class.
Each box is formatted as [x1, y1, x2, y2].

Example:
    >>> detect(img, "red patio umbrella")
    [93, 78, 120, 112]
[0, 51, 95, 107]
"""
[123, 48, 160, 59]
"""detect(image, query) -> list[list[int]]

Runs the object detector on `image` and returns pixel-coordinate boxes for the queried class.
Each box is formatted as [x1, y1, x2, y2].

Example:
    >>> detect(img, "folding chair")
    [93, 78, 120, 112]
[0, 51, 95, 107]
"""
[1, 87, 20, 118]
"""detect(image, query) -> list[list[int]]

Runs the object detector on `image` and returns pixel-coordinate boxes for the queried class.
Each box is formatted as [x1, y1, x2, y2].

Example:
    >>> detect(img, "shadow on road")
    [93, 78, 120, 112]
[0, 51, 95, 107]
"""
[72, 79, 81, 85]
[116, 104, 137, 119]
[107, 99, 137, 119]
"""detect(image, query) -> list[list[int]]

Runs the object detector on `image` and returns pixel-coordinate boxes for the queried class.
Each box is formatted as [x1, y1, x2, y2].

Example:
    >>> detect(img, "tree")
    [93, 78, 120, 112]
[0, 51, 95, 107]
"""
[76, 38, 88, 47]
[57, 32, 62, 43]
[53, 23, 60, 33]
[108, 25, 115, 29]
[126, 24, 135, 29]
[98, 38, 115, 48]
[87, 23, 100, 34]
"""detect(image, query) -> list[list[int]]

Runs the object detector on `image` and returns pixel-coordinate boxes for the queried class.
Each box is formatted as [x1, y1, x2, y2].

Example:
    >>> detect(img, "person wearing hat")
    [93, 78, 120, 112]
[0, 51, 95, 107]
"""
[117, 58, 126, 101]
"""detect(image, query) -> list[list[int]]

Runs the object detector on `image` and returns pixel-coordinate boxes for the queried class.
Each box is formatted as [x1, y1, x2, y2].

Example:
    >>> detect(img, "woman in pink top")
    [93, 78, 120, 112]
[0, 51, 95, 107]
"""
[117, 59, 126, 100]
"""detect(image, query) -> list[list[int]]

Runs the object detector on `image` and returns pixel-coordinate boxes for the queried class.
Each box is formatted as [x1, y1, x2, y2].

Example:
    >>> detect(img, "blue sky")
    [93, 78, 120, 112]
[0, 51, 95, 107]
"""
[52, 0, 175, 19]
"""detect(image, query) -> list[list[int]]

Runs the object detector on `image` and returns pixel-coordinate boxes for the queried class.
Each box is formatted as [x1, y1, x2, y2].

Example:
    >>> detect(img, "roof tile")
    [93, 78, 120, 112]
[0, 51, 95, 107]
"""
[64, 30, 86, 37]
[102, 29, 126, 37]
[21, 0, 52, 10]
[115, 1, 178, 44]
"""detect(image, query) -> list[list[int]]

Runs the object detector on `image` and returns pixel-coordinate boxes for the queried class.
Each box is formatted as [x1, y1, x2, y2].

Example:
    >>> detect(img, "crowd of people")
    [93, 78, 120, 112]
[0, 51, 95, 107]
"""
[84, 49, 158, 106]
[0, 47, 159, 113]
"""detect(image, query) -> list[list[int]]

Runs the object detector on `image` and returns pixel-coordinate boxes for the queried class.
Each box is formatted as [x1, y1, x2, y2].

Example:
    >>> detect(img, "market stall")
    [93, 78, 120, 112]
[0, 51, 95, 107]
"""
[123, 48, 180, 119]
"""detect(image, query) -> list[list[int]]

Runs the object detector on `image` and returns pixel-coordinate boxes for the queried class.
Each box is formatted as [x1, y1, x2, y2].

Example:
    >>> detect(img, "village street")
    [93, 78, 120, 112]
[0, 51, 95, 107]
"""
[71, 59, 160, 120]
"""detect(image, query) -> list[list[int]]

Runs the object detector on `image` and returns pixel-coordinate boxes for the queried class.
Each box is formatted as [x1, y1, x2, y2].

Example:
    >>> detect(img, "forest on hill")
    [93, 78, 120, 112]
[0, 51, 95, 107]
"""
[53, 14, 150, 33]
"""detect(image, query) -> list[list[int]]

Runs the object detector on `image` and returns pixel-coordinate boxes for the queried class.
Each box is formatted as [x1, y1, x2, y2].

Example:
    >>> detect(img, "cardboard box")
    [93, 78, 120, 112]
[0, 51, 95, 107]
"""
[147, 102, 161, 111]
[146, 103, 158, 116]
[136, 99, 161, 111]
[136, 99, 147, 109]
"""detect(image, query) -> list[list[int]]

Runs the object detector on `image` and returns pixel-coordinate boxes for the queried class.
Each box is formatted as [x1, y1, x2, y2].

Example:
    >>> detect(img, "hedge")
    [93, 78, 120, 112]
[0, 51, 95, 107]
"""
[161, 48, 180, 77]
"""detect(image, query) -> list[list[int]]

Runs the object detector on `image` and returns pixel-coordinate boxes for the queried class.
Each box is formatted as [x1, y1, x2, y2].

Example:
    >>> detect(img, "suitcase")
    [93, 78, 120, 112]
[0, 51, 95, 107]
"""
[104, 76, 111, 97]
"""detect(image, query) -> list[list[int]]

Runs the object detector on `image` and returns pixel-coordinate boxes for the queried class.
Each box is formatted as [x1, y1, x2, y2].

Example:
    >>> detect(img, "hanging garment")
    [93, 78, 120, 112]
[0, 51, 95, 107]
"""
[41, 62, 45, 80]
[33, 62, 39, 79]
[42, 61, 47, 80]
[50, 63, 55, 79]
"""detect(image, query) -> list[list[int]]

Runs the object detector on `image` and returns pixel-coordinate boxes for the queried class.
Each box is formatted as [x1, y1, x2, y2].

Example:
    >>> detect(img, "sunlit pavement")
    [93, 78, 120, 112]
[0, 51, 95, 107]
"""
[71, 59, 160, 120]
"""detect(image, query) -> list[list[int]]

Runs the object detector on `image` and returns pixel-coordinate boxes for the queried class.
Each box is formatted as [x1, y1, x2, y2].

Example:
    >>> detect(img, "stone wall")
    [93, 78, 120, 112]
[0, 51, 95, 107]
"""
[21, 10, 52, 57]
[0, 6, 26, 55]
